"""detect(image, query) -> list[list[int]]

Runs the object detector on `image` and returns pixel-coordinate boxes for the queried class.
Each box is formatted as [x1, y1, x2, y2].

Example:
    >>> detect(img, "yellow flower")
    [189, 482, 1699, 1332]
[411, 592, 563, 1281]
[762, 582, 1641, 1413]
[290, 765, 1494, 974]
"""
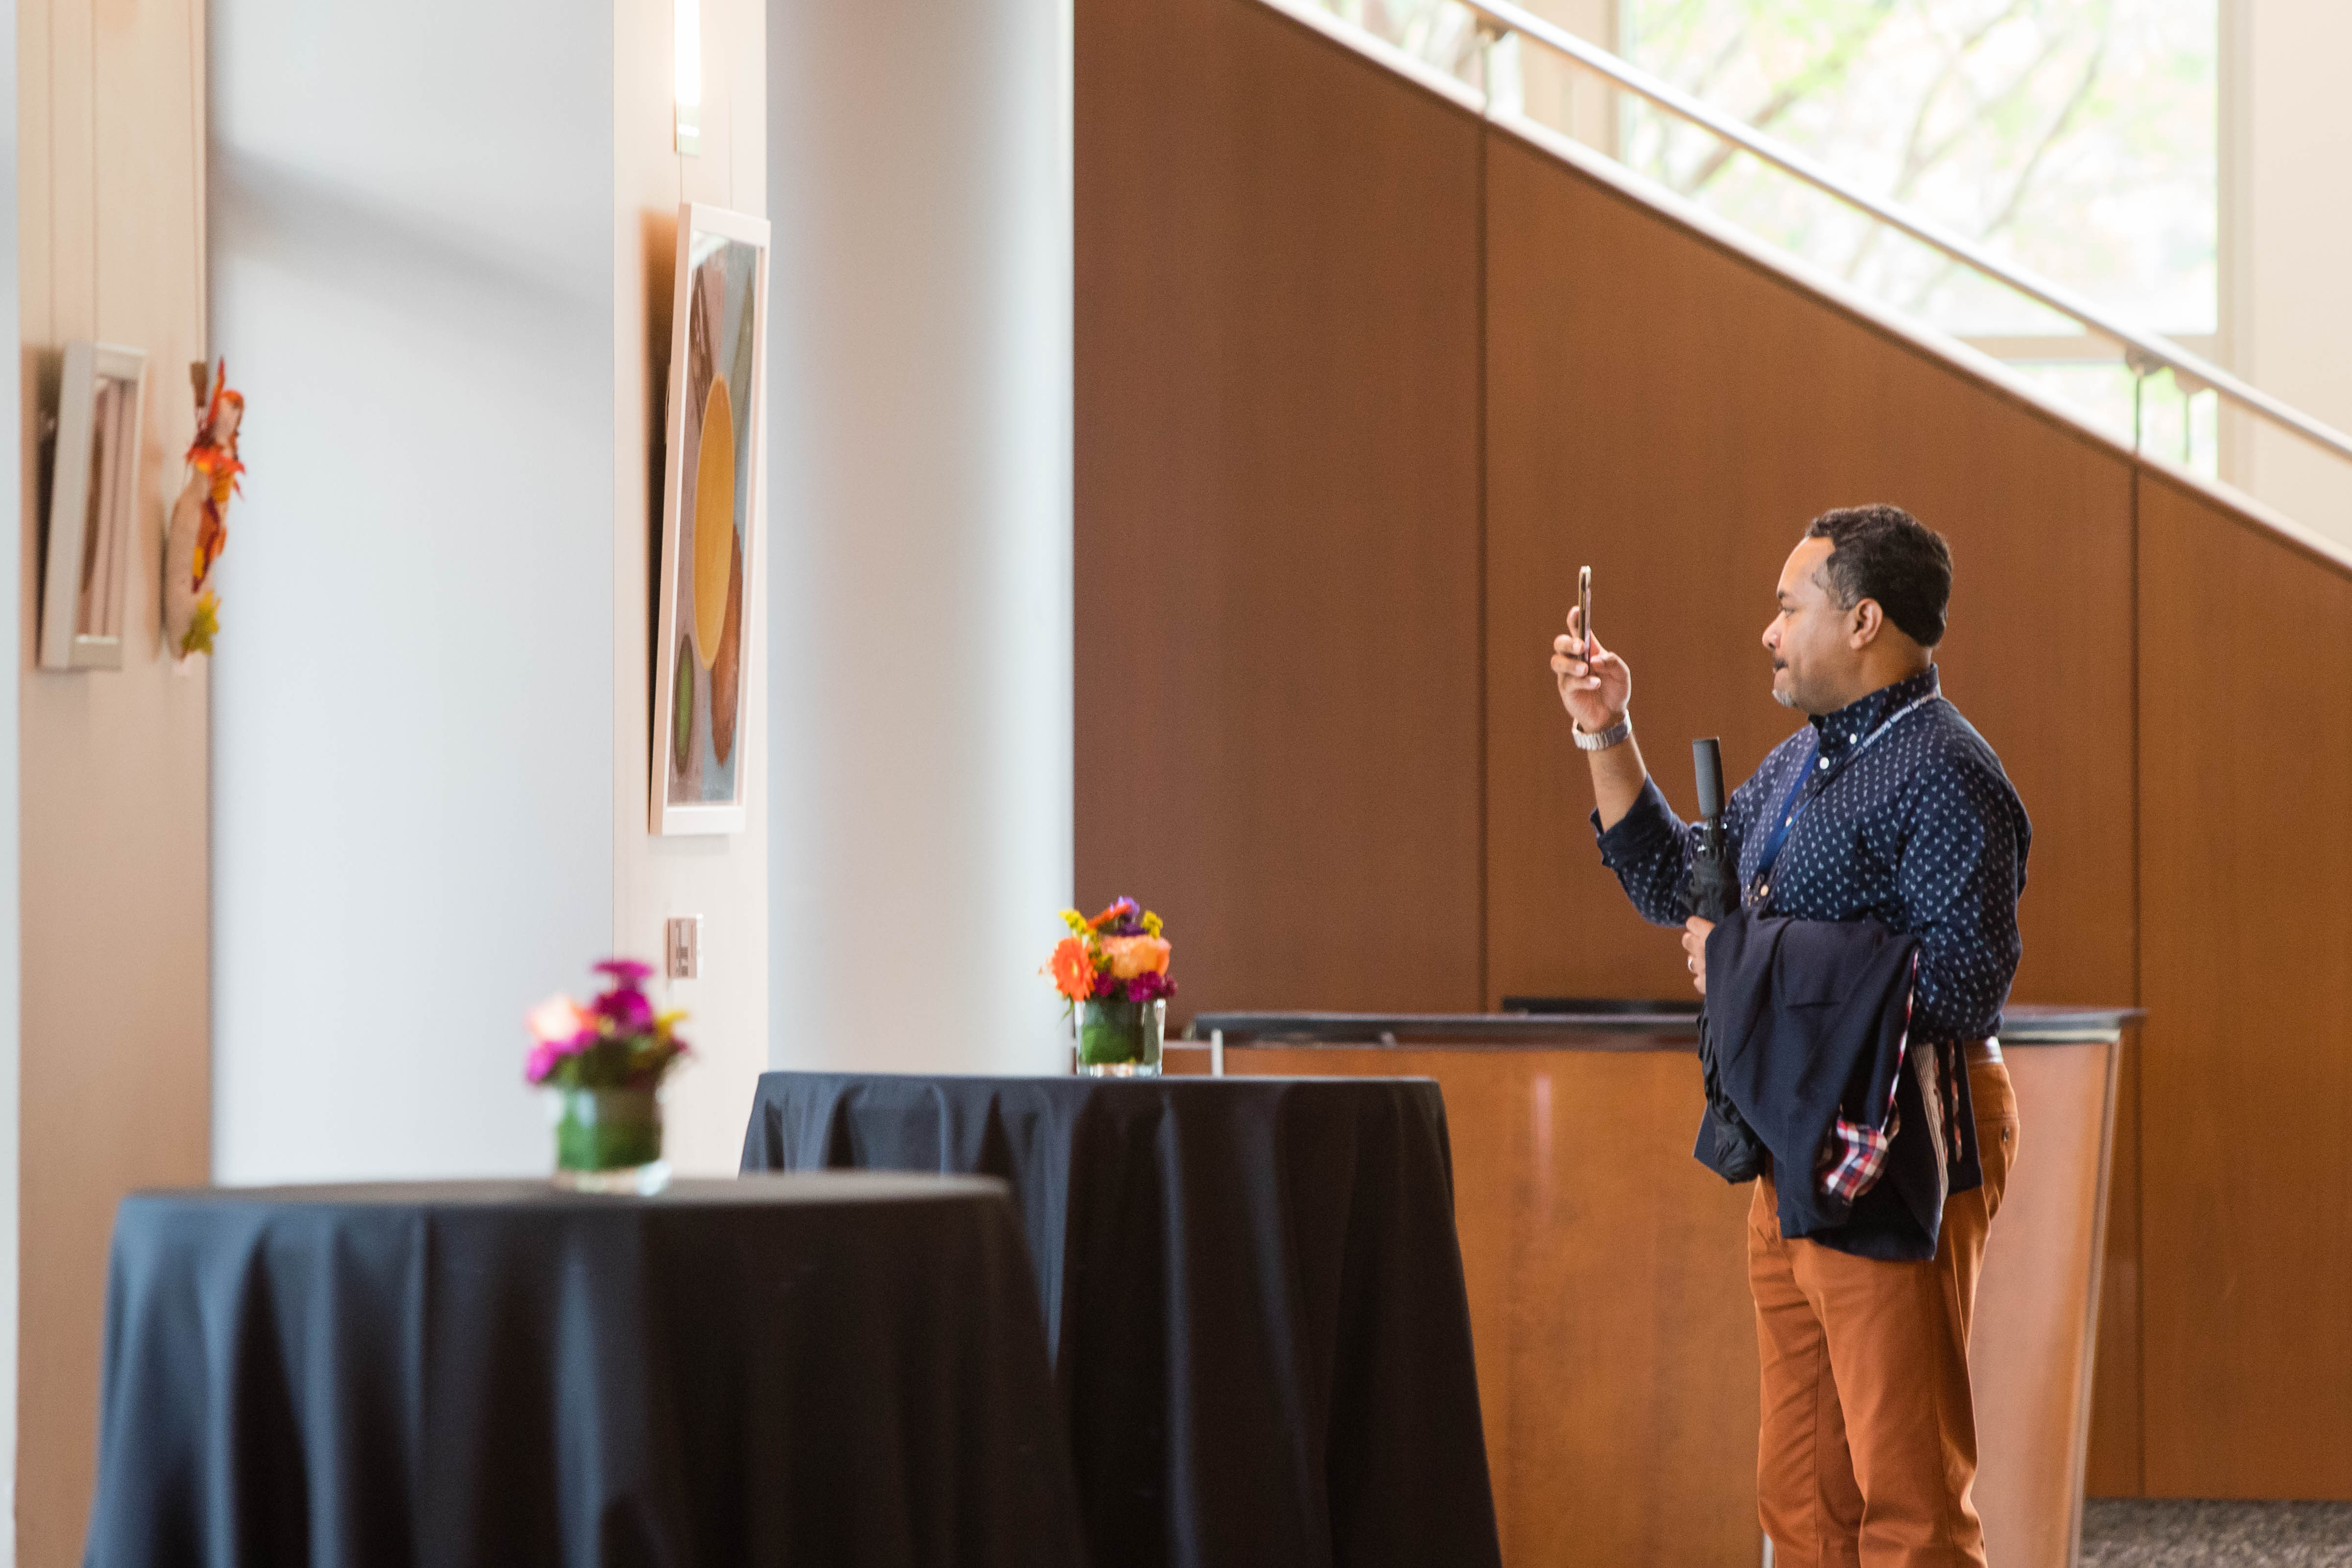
[1100, 936, 1171, 980]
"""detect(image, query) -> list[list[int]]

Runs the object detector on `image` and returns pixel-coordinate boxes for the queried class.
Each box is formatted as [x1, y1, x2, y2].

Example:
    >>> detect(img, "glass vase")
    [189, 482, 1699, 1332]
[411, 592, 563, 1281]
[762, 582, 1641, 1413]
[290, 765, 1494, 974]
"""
[1077, 998, 1165, 1077]
[550, 1086, 670, 1194]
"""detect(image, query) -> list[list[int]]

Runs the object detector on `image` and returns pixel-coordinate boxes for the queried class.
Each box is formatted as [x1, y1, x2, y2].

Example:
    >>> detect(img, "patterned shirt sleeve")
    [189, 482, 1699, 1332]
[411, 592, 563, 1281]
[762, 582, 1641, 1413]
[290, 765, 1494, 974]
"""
[1590, 756, 1775, 930]
[1895, 754, 2025, 1045]
[1591, 778, 1692, 928]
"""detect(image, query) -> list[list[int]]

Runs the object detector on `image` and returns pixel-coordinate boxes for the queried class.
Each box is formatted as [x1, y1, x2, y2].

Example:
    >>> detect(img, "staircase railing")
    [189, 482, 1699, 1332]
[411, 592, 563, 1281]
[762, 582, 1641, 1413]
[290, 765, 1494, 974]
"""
[1346, 0, 2352, 474]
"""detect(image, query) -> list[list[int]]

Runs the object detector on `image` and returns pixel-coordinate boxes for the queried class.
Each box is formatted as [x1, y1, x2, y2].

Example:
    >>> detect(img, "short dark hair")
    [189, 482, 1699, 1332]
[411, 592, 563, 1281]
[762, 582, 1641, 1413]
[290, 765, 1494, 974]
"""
[1803, 504, 1953, 647]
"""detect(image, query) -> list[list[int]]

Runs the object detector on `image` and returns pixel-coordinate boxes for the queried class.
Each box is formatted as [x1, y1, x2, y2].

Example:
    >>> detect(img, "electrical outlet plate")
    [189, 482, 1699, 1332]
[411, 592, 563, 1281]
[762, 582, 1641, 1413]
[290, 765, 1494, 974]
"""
[665, 915, 702, 980]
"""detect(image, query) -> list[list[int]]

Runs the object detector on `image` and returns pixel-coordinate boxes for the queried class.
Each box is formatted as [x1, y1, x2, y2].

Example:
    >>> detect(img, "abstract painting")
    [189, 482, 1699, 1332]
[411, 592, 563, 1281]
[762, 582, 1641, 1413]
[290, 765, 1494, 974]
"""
[651, 204, 769, 834]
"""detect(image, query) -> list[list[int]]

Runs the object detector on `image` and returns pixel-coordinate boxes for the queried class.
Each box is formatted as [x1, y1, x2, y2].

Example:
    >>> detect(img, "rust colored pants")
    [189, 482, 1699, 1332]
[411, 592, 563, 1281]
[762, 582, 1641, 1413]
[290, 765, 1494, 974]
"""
[1748, 1059, 2020, 1568]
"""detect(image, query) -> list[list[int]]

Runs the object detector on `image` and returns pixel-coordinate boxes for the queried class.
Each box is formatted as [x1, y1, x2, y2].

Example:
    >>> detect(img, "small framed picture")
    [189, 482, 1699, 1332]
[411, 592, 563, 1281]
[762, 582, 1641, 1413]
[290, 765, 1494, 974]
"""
[650, 203, 770, 835]
[40, 341, 147, 671]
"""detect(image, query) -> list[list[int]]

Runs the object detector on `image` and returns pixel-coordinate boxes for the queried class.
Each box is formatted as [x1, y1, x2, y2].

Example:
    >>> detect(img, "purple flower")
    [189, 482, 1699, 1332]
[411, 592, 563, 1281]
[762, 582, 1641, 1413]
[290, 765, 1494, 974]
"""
[525, 1040, 563, 1084]
[1128, 970, 1176, 1004]
[593, 958, 656, 984]
[1089, 898, 1142, 936]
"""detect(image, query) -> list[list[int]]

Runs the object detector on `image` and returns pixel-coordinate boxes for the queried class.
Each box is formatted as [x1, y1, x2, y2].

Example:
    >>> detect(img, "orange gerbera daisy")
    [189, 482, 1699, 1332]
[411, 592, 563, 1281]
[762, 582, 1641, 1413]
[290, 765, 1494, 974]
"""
[1048, 936, 1099, 1002]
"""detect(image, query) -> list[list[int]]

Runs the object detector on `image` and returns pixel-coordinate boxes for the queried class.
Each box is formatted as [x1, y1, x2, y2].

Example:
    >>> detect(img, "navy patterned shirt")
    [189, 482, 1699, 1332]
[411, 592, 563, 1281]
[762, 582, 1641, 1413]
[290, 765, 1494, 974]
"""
[1592, 666, 2031, 1047]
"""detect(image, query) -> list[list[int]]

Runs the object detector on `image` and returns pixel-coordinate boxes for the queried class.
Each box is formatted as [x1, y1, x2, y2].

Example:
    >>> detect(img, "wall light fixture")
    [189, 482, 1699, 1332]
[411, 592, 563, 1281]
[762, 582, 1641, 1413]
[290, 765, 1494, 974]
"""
[675, 0, 701, 156]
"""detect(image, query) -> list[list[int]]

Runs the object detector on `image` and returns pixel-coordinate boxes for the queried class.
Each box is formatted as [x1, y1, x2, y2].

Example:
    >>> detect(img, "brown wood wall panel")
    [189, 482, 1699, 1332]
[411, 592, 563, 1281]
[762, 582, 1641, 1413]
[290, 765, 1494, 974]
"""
[19, 0, 212, 1556]
[1482, 137, 2137, 1016]
[2139, 475, 2352, 1498]
[1075, 0, 1486, 1016]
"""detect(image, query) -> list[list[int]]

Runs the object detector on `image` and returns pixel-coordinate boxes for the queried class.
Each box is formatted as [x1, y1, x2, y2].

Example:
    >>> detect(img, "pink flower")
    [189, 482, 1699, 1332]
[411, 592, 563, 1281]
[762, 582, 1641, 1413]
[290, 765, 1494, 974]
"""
[594, 985, 655, 1033]
[1100, 936, 1171, 980]
[527, 994, 592, 1044]
[525, 1040, 564, 1084]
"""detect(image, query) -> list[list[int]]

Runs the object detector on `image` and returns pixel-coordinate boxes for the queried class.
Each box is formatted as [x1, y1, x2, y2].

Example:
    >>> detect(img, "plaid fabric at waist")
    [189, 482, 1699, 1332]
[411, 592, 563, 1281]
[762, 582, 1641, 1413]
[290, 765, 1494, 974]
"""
[1811, 988, 1995, 1205]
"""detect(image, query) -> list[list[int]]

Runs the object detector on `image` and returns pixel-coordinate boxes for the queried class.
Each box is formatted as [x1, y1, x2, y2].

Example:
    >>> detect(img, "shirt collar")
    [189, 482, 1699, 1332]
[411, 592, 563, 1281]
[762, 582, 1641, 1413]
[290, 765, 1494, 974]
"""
[1810, 665, 1940, 762]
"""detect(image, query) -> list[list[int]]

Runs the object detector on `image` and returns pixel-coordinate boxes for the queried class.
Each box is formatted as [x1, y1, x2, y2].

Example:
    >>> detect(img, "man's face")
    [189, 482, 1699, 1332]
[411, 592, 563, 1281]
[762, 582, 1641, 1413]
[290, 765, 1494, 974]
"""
[1762, 537, 1855, 713]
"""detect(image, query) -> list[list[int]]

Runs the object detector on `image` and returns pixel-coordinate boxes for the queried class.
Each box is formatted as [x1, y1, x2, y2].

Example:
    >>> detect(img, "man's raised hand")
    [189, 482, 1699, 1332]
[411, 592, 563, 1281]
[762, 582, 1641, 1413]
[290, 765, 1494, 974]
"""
[1552, 606, 1631, 733]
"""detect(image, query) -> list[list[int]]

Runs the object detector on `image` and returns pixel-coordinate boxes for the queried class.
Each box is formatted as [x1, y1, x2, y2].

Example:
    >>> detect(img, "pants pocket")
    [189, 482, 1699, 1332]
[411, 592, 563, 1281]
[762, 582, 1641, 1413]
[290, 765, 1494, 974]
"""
[1981, 1114, 2019, 1221]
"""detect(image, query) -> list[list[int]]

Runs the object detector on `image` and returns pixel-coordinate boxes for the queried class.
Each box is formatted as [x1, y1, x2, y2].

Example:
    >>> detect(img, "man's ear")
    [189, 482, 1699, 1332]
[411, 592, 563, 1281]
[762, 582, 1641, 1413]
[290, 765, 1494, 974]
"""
[1848, 598, 1885, 649]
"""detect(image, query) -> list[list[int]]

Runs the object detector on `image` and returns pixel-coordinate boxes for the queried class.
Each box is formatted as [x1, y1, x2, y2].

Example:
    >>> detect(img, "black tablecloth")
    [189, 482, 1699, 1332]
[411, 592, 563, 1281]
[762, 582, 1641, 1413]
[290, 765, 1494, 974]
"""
[741, 1074, 1502, 1568]
[85, 1174, 1083, 1568]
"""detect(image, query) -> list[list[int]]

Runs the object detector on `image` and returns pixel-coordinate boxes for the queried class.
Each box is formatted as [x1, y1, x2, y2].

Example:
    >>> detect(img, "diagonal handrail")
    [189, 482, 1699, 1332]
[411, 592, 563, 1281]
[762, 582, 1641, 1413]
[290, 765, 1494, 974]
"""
[1459, 0, 2352, 468]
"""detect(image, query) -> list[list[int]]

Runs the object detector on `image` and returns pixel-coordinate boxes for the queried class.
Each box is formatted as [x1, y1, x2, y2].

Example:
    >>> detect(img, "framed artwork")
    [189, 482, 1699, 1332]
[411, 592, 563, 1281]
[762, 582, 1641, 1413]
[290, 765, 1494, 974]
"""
[40, 341, 147, 671]
[651, 203, 770, 835]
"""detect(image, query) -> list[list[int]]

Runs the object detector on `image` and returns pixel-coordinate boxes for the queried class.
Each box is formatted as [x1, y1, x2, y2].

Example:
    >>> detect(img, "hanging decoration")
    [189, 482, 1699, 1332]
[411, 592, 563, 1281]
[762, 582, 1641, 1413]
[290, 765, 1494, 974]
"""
[164, 359, 244, 660]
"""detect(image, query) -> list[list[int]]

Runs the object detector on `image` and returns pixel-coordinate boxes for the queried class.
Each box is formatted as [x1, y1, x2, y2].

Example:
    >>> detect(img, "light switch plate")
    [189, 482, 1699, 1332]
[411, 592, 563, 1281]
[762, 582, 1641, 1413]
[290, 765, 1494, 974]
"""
[665, 915, 702, 980]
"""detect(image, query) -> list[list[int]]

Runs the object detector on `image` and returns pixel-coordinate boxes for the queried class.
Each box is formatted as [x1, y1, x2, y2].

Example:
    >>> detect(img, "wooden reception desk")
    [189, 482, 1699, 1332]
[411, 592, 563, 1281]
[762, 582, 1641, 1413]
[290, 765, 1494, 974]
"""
[1180, 1006, 2133, 1568]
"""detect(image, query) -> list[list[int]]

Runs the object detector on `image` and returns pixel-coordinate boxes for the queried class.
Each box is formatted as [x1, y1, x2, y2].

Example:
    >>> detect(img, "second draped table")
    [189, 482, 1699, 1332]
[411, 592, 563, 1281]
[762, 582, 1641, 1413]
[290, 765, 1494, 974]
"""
[740, 1072, 1503, 1568]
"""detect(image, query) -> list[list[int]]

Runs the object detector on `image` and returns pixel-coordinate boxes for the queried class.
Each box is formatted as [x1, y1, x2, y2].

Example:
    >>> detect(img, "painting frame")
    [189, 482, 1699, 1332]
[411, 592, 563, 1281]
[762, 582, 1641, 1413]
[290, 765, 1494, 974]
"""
[39, 340, 147, 671]
[650, 202, 770, 836]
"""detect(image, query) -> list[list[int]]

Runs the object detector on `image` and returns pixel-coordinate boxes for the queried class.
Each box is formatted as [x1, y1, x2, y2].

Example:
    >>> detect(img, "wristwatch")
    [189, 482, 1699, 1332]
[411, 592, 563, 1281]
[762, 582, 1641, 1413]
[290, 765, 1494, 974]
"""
[1573, 708, 1631, 752]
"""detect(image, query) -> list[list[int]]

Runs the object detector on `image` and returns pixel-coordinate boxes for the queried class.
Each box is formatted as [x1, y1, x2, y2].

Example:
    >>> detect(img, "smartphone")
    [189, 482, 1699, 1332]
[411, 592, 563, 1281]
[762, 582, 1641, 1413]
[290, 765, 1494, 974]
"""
[1577, 565, 1593, 662]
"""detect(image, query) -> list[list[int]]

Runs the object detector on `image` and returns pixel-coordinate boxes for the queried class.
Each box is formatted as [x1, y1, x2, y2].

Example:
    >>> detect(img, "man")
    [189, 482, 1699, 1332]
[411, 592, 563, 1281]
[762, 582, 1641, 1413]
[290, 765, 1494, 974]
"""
[1549, 504, 2029, 1568]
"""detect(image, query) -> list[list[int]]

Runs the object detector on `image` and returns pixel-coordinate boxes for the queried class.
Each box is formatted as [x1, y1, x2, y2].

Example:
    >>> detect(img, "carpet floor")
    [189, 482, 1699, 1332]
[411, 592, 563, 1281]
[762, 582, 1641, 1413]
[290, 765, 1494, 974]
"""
[2082, 1501, 2352, 1566]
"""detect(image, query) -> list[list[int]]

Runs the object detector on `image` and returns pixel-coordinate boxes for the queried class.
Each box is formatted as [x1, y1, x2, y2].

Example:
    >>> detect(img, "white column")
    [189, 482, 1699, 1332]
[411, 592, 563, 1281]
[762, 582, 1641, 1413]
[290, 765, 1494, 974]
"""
[765, 0, 1074, 1074]
[209, 0, 617, 1180]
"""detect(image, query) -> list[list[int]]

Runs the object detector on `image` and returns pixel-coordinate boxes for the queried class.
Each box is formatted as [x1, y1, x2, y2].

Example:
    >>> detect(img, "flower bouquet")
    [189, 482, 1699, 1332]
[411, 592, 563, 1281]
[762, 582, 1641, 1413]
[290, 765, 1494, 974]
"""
[1047, 898, 1175, 1076]
[526, 959, 690, 1191]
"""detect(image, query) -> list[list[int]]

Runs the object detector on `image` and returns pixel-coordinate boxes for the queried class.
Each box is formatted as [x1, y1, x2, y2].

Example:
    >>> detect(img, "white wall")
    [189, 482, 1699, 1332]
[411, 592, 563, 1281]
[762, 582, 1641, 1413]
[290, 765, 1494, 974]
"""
[766, 0, 1074, 1075]
[209, 0, 616, 1181]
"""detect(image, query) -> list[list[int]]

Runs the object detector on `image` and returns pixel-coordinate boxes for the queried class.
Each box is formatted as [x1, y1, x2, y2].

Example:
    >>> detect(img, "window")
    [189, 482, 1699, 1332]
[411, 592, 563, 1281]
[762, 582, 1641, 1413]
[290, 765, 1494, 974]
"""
[1620, 0, 2220, 469]
[1305, 0, 2223, 471]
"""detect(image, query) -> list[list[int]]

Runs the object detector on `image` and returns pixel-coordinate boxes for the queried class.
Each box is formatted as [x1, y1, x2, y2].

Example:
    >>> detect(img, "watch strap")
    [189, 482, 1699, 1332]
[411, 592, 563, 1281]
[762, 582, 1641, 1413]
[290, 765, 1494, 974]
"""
[1573, 709, 1632, 752]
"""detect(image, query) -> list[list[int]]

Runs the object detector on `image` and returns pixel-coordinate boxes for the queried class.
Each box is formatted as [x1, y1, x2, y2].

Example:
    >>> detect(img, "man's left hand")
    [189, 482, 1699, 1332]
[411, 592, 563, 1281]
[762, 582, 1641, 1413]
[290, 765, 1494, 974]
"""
[1682, 916, 1713, 997]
